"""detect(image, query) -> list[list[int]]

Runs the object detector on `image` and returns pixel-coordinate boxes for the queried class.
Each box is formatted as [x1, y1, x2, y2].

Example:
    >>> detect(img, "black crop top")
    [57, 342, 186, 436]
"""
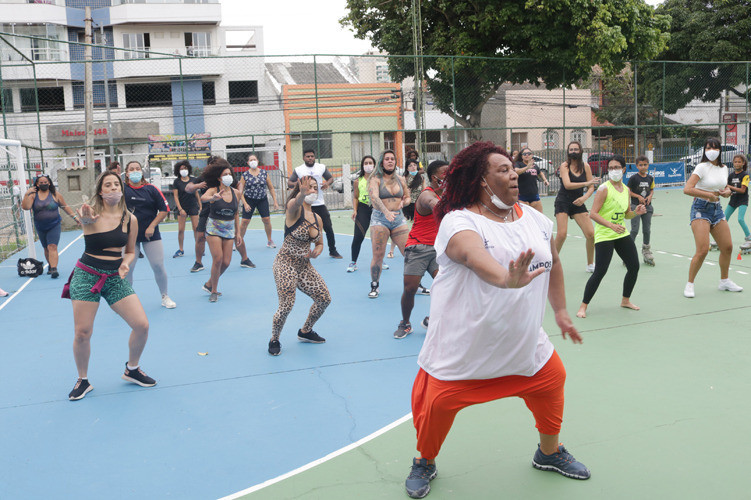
[84, 210, 130, 257]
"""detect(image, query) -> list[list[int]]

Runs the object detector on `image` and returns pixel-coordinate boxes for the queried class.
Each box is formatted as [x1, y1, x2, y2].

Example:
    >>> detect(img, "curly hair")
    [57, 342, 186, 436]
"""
[202, 158, 233, 188]
[435, 142, 510, 222]
[173, 160, 192, 177]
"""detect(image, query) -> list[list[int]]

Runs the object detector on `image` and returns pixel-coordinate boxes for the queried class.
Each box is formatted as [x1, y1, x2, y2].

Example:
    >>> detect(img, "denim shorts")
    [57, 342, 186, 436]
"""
[519, 193, 540, 203]
[690, 198, 725, 226]
[370, 209, 407, 231]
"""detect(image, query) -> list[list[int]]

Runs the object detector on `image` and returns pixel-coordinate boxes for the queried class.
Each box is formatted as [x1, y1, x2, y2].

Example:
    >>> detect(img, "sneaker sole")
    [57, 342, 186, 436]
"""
[406, 471, 437, 499]
[69, 385, 93, 401]
[297, 337, 326, 344]
[421, 320, 429, 329]
[394, 330, 413, 339]
[719, 287, 743, 292]
[190, 267, 204, 273]
[121, 374, 156, 387]
[531, 461, 590, 480]
[268, 350, 281, 356]
[240, 264, 256, 268]
[162, 303, 177, 309]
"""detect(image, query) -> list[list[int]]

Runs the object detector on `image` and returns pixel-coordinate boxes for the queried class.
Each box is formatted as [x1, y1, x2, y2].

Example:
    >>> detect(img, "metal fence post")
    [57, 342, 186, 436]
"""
[633, 62, 638, 161]
[178, 58, 189, 163]
[451, 56, 457, 147]
[313, 55, 321, 156]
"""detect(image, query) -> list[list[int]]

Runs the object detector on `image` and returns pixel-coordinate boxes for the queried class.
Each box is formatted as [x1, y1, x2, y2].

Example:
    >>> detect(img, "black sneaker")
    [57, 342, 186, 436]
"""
[405, 458, 437, 499]
[121, 363, 157, 387]
[46, 267, 52, 275]
[368, 281, 379, 299]
[394, 320, 413, 339]
[421, 316, 429, 329]
[190, 262, 204, 273]
[50, 267, 59, 279]
[297, 329, 326, 343]
[240, 258, 256, 268]
[268, 339, 281, 356]
[68, 378, 93, 401]
[330, 251, 343, 259]
[532, 444, 590, 480]
[139, 251, 144, 258]
[201, 282, 222, 296]
[416, 284, 430, 295]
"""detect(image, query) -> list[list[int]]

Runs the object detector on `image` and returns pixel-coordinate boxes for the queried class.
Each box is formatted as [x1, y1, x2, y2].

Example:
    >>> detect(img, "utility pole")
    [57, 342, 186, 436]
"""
[411, 0, 425, 161]
[84, 7, 94, 173]
[99, 25, 115, 165]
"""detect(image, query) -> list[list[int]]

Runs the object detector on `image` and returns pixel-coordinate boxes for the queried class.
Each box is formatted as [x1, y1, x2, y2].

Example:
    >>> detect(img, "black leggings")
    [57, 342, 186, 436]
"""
[351, 202, 372, 263]
[582, 236, 639, 304]
[311, 204, 337, 255]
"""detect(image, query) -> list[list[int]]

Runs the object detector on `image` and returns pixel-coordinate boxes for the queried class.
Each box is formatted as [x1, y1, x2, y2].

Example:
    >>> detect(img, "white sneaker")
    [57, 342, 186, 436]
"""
[382, 263, 390, 270]
[586, 264, 595, 273]
[346, 262, 357, 273]
[683, 282, 695, 298]
[718, 279, 743, 292]
[161, 294, 177, 308]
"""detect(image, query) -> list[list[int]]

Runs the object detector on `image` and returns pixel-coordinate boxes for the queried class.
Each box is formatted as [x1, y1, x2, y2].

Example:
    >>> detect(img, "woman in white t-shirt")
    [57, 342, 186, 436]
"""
[403, 141, 589, 500]
[683, 137, 742, 297]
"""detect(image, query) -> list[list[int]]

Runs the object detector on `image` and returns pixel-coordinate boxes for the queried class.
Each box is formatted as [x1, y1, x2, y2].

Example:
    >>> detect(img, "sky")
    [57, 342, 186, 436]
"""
[220, 0, 665, 57]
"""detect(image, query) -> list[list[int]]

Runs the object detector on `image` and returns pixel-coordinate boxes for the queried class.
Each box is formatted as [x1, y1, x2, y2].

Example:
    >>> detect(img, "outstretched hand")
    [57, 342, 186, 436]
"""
[555, 310, 583, 344]
[504, 249, 545, 288]
[299, 176, 315, 196]
[77, 204, 99, 224]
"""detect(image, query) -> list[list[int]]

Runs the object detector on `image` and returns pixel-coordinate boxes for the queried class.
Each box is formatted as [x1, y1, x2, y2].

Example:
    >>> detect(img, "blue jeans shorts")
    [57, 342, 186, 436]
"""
[690, 198, 725, 226]
[370, 209, 407, 231]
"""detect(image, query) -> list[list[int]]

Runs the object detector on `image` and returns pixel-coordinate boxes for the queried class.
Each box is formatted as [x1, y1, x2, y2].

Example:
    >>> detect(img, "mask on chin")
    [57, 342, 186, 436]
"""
[482, 178, 513, 210]
[383, 168, 395, 175]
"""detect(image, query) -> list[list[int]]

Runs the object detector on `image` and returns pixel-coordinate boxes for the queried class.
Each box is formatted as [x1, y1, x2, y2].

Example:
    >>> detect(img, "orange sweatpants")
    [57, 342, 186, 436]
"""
[411, 351, 566, 460]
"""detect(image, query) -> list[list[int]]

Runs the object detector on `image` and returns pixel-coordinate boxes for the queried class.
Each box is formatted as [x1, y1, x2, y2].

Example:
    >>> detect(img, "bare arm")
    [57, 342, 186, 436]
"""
[118, 215, 138, 279]
[55, 192, 79, 222]
[547, 239, 582, 343]
[20, 188, 35, 210]
[172, 189, 183, 214]
[201, 187, 218, 203]
[266, 175, 279, 208]
[414, 189, 439, 216]
[580, 163, 596, 201]
[683, 174, 719, 202]
[444, 229, 544, 289]
[368, 176, 392, 217]
[400, 176, 411, 207]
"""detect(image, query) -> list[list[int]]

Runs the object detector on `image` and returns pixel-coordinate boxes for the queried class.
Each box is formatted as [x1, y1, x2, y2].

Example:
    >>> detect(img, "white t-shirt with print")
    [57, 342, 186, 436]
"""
[294, 162, 328, 206]
[692, 161, 728, 193]
[417, 205, 555, 381]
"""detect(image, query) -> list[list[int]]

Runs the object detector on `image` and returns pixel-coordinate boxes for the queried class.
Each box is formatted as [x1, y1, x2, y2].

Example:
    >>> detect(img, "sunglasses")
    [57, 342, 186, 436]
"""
[522, 152, 533, 156]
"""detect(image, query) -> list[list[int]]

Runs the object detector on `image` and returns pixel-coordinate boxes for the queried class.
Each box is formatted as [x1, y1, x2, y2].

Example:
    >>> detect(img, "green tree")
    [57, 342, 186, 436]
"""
[641, 0, 751, 115]
[590, 66, 659, 127]
[341, 0, 669, 134]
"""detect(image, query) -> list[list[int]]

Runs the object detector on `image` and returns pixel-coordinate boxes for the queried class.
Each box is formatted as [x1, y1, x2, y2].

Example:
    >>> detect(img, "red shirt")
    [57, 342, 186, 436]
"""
[406, 187, 440, 248]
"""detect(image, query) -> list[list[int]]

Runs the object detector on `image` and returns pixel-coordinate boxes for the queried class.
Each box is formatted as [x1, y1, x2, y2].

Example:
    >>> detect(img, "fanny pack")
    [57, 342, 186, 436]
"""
[62, 260, 119, 299]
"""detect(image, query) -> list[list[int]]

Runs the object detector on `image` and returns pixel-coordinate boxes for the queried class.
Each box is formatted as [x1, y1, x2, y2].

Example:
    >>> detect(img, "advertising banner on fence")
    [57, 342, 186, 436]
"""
[148, 133, 211, 161]
[625, 161, 685, 187]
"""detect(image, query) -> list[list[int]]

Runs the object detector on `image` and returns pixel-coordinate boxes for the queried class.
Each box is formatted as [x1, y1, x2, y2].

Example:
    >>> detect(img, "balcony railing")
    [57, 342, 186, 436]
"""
[0, 0, 65, 4]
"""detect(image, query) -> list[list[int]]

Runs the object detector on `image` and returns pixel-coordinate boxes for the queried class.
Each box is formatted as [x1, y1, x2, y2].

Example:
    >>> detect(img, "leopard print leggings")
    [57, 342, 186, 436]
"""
[271, 254, 331, 340]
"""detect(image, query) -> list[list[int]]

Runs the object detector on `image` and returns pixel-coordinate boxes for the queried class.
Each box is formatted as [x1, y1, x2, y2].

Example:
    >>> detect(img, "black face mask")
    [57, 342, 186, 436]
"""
[38, 184, 50, 191]
[383, 168, 395, 175]
[568, 151, 582, 161]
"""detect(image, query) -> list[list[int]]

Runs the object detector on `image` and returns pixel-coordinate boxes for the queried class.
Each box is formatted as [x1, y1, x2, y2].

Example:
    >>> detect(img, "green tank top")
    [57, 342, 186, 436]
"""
[594, 181, 630, 243]
[357, 176, 370, 205]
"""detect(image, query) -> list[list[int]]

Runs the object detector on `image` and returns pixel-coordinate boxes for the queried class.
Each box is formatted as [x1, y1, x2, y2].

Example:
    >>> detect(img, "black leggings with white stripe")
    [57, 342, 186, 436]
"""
[582, 236, 640, 304]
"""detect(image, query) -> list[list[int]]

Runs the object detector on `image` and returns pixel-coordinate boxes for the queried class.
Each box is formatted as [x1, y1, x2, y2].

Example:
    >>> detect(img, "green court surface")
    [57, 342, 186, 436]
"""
[231, 189, 751, 500]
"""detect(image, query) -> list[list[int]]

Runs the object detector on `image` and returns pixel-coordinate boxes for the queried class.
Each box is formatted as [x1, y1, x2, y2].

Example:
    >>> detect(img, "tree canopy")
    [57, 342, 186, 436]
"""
[341, 0, 669, 131]
[640, 0, 751, 115]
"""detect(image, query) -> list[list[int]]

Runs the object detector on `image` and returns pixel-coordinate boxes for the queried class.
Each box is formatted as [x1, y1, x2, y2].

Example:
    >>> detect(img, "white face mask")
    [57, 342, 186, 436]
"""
[304, 193, 318, 204]
[705, 150, 720, 162]
[482, 177, 513, 210]
[248, 160, 259, 169]
[179, 169, 189, 178]
[608, 170, 623, 182]
[363, 163, 374, 174]
[221, 175, 233, 187]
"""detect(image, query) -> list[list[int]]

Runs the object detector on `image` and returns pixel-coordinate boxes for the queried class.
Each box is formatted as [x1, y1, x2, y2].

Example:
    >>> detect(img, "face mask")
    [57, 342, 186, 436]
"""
[128, 171, 143, 183]
[568, 151, 582, 161]
[221, 175, 233, 187]
[608, 170, 623, 182]
[705, 150, 720, 162]
[38, 184, 50, 191]
[179, 169, 189, 178]
[249, 160, 259, 169]
[436, 177, 446, 189]
[364, 164, 374, 174]
[383, 167, 395, 175]
[482, 178, 513, 210]
[304, 193, 318, 204]
[102, 191, 122, 206]
[408, 171, 417, 176]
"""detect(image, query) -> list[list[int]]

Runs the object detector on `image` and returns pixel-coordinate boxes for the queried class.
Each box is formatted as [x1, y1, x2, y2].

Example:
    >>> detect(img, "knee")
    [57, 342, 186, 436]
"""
[720, 242, 733, 254]
[403, 282, 419, 295]
[134, 318, 149, 335]
[695, 246, 709, 259]
[48, 244, 58, 252]
[73, 328, 93, 343]
[319, 291, 332, 309]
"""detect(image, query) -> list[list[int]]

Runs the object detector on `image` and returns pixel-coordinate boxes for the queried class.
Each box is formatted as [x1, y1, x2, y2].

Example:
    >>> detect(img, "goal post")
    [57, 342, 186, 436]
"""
[0, 139, 36, 260]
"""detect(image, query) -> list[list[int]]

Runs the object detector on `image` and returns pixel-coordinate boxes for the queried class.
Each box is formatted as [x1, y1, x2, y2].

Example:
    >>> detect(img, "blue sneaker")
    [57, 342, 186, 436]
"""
[405, 458, 436, 498]
[173, 249, 184, 258]
[532, 444, 590, 479]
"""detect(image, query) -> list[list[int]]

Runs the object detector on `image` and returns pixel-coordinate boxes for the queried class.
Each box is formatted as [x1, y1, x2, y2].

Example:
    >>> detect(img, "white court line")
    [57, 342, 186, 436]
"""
[0, 233, 83, 313]
[219, 413, 413, 500]
[738, 271, 749, 275]
[671, 254, 683, 258]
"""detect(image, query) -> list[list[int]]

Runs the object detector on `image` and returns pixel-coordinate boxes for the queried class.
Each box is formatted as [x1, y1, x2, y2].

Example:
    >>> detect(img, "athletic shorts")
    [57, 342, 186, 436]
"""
[519, 193, 541, 203]
[206, 218, 235, 240]
[690, 198, 725, 226]
[178, 206, 199, 217]
[404, 244, 438, 277]
[196, 213, 209, 233]
[554, 198, 588, 218]
[242, 196, 270, 219]
[69, 264, 135, 305]
[370, 209, 407, 231]
[36, 223, 61, 248]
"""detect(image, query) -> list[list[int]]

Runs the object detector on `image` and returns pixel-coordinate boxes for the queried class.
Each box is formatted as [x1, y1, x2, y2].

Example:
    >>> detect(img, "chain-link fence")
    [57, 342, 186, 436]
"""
[1, 30, 750, 257]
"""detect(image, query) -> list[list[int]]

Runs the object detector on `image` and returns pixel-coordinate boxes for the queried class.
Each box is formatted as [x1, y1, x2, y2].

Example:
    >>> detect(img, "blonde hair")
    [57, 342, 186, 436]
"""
[92, 171, 127, 215]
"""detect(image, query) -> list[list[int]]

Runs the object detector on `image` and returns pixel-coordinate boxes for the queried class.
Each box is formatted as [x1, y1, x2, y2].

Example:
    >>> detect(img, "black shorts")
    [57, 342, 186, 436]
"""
[196, 213, 209, 233]
[554, 198, 588, 218]
[177, 205, 199, 217]
[242, 196, 270, 219]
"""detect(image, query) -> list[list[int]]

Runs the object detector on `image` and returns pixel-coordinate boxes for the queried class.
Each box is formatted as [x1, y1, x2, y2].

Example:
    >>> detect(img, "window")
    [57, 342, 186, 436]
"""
[20, 87, 65, 112]
[72, 82, 118, 109]
[571, 129, 587, 148]
[511, 132, 528, 153]
[185, 32, 211, 57]
[0, 24, 64, 61]
[228, 80, 258, 104]
[202, 81, 215, 106]
[122, 33, 150, 59]
[543, 129, 560, 150]
[0, 89, 12, 113]
[350, 133, 380, 163]
[425, 130, 442, 153]
[301, 132, 333, 159]
[383, 132, 395, 151]
[124, 83, 172, 108]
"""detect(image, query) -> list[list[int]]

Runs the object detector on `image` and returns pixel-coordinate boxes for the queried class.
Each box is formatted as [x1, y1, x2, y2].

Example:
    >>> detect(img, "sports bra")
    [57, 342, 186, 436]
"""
[84, 210, 130, 258]
[209, 189, 238, 221]
[379, 176, 403, 200]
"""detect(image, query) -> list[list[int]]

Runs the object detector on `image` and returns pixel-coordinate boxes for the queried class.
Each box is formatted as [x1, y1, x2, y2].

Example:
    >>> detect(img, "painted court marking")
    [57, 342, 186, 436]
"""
[219, 413, 413, 499]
